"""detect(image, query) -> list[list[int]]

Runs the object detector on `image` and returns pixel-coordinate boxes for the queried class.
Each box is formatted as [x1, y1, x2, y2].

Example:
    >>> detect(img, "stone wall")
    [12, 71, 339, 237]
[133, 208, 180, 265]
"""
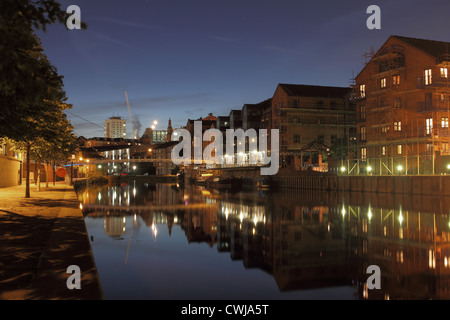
[0, 156, 22, 188]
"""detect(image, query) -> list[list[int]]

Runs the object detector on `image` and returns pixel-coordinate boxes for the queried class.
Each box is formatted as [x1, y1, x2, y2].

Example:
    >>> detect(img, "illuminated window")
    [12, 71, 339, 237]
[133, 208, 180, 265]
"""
[380, 78, 387, 88]
[397, 145, 402, 155]
[393, 74, 400, 85]
[429, 249, 436, 269]
[360, 126, 366, 141]
[425, 69, 432, 85]
[382, 126, 389, 133]
[426, 118, 433, 135]
[360, 84, 366, 98]
[442, 117, 449, 128]
[361, 147, 367, 160]
[394, 121, 402, 132]
[382, 146, 386, 156]
[442, 142, 449, 153]
[441, 67, 448, 78]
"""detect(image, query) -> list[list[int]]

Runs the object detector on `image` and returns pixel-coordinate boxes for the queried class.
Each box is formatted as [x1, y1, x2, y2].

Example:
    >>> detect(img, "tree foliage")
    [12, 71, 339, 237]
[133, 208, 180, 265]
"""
[0, 1, 83, 196]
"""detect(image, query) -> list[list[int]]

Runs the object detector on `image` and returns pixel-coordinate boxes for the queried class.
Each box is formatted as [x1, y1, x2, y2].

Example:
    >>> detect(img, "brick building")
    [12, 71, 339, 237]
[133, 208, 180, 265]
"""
[271, 83, 355, 169]
[355, 35, 450, 175]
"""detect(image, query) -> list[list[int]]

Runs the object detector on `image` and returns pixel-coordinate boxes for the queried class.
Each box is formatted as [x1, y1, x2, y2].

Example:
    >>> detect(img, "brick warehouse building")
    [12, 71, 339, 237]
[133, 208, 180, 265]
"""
[355, 35, 450, 175]
[271, 83, 356, 171]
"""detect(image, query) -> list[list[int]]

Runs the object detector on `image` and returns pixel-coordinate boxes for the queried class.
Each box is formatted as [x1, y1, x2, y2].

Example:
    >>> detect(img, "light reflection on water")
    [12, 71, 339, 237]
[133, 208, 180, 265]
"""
[78, 181, 450, 300]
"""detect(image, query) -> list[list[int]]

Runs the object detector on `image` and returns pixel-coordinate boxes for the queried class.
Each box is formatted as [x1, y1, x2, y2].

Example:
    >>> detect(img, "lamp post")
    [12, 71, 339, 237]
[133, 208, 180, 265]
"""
[70, 154, 75, 185]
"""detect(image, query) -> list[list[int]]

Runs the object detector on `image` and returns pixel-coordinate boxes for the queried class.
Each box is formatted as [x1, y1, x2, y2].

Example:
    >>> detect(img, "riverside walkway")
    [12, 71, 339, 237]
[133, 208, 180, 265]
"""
[0, 182, 103, 300]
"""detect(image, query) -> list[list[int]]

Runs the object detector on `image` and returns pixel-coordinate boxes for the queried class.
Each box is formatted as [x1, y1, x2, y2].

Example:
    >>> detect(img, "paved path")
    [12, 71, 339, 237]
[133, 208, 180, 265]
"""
[0, 182, 103, 300]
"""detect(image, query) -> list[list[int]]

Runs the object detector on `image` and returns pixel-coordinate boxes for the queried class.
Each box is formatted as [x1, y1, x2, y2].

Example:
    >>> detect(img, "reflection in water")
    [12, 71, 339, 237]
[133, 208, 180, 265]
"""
[78, 182, 450, 300]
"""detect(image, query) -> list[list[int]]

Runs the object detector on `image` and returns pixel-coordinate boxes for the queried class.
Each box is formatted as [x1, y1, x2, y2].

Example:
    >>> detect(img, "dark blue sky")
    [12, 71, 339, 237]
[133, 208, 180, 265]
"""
[36, 0, 450, 138]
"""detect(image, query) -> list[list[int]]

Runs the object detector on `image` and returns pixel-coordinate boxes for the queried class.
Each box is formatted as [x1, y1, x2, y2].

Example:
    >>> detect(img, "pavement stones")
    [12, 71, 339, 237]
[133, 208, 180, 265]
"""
[0, 182, 103, 300]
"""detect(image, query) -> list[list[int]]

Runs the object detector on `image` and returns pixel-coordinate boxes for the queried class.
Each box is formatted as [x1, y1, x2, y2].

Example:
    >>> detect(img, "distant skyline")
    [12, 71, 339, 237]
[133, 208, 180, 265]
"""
[36, 0, 450, 138]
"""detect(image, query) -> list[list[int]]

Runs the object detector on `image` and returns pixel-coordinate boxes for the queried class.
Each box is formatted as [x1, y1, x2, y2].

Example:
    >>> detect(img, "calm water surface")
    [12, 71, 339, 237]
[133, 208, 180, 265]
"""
[77, 180, 450, 300]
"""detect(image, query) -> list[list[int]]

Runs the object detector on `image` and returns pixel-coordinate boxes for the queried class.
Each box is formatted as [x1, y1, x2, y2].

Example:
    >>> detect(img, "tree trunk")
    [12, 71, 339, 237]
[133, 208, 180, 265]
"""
[45, 162, 49, 188]
[37, 160, 41, 191]
[25, 143, 30, 198]
[53, 162, 56, 186]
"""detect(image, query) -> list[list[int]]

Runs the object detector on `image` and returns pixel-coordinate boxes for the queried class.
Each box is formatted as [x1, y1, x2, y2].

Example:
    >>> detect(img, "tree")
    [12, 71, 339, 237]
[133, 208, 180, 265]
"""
[0, 1, 84, 197]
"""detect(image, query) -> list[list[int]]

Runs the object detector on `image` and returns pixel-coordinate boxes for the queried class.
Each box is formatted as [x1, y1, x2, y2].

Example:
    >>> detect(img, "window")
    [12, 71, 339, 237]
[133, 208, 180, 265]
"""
[442, 142, 449, 153]
[441, 67, 448, 78]
[426, 118, 433, 135]
[394, 121, 402, 132]
[380, 78, 387, 88]
[318, 135, 324, 144]
[397, 145, 402, 155]
[360, 84, 366, 98]
[382, 126, 389, 133]
[331, 135, 337, 146]
[394, 97, 401, 109]
[361, 147, 367, 161]
[425, 69, 432, 85]
[360, 126, 367, 141]
[293, 134, 300, 144]
[382, 146, 386, 156]
[426, 143, 432, 153]
[360, 105, 366, 120]
[442, 117, 449, 128]
[393, 74, 400, 85]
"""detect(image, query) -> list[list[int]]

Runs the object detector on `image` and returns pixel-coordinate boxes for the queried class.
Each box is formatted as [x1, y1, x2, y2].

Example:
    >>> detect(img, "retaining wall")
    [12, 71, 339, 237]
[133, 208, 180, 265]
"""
[274, 175, 450, 196]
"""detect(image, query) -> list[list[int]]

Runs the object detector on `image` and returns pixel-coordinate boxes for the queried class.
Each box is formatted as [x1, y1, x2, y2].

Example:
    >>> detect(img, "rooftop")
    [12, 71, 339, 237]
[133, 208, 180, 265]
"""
[278, 83, 351, 98]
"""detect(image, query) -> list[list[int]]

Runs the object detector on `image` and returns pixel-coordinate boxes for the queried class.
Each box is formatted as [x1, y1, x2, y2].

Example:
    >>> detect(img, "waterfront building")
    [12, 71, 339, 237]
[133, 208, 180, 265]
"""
[271, 83, 355, 171]
[229, 110, 242, 129]
[242, 99, 271, 131]
[355, 35, 450, 175]
[216, 116, 230, 133]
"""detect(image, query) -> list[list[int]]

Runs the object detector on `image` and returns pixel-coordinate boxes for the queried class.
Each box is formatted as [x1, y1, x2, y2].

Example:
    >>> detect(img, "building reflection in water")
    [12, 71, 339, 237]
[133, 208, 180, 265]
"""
[78, 182, 450, 300]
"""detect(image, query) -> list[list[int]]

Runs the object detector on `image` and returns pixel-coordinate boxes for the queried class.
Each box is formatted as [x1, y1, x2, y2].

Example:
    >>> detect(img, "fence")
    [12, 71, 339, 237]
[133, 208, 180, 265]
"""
[329, 155, 450, 176]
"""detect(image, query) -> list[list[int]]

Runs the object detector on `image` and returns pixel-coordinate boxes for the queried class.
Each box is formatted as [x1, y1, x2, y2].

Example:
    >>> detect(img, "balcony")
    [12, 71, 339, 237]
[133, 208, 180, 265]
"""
[417, 101, 450, 113]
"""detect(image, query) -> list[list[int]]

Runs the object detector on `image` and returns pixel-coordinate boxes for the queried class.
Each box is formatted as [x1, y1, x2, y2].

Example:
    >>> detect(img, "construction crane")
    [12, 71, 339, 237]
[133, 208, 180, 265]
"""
[125, 91, 138, 139]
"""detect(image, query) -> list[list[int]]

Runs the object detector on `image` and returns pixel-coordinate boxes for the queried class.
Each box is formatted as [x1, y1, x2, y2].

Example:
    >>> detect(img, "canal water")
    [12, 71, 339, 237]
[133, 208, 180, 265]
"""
[77, 181, 450, 300]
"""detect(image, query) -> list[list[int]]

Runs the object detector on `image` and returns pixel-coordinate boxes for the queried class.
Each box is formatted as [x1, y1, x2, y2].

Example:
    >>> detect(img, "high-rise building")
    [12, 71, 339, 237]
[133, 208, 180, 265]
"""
[104, 116, 127, 138]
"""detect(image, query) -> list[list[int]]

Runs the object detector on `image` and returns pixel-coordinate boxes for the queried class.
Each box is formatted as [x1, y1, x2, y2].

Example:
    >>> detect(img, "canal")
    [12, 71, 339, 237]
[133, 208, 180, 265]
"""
[77, 181, 450, 300]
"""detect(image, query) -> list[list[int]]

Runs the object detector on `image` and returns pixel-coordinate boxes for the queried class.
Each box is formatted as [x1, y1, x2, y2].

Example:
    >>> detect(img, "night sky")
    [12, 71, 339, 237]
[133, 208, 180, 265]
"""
[36, 0, 450, 138]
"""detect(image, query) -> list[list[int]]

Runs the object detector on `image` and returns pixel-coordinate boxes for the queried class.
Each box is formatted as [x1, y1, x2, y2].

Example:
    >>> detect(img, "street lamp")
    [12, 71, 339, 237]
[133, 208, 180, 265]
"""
[70, 154, 75, 186]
